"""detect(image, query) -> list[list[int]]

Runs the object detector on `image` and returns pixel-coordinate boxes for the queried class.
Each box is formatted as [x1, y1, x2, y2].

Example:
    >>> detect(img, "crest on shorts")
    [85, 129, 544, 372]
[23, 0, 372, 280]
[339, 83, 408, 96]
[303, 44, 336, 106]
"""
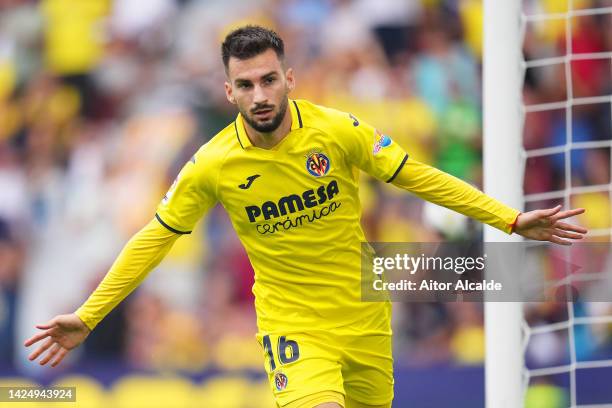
[305, 151, 331, 177]
[373, 129, 392, 155]
[274, 372, 288, 391]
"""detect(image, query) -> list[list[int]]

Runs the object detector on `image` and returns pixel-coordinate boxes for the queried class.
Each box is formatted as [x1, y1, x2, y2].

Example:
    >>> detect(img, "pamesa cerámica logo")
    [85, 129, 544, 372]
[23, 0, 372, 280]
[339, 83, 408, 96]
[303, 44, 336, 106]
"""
[244, 179, 341, 234]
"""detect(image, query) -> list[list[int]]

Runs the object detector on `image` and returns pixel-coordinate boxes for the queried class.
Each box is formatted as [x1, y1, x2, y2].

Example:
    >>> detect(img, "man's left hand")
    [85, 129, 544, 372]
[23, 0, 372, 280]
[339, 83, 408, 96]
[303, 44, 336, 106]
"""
[514, 205, 587, 245]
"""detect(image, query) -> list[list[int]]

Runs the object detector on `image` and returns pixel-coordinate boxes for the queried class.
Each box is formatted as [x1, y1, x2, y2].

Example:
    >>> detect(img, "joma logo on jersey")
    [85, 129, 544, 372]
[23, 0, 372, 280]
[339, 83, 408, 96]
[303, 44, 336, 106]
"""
[245, 179, 339, 222]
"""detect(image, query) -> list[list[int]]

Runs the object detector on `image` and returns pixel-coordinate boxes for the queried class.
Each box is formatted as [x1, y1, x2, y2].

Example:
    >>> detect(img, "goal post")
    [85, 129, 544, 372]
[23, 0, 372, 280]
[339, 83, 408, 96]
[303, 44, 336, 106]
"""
[483, 0, 524, 407]
[483, 0, 612, 405]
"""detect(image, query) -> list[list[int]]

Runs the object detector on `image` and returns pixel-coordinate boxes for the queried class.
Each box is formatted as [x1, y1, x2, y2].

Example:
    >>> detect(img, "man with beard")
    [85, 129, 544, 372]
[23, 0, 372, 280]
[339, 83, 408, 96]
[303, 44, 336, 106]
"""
[25, 25, 586, 408]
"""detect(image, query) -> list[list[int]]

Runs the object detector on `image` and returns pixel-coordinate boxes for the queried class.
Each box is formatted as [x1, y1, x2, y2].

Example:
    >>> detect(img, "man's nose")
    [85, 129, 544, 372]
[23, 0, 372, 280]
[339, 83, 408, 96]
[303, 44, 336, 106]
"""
[253, 85, 268, 105]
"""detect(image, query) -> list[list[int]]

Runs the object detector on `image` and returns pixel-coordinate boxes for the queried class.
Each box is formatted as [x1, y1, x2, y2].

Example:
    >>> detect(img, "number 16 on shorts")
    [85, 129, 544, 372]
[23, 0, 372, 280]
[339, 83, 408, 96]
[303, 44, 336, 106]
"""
[262, 334, 300, 371]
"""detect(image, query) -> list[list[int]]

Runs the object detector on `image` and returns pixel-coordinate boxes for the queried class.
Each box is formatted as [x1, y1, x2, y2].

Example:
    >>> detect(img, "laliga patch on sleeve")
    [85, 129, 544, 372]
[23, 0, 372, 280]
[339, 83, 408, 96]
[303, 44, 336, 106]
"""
[373, 129, 392, 155]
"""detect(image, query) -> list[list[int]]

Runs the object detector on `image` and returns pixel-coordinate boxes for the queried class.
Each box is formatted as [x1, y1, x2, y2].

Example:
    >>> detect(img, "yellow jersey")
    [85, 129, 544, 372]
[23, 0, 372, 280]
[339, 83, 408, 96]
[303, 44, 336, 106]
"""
[75, 98, 520, 334]
[156, 99, 408, 334]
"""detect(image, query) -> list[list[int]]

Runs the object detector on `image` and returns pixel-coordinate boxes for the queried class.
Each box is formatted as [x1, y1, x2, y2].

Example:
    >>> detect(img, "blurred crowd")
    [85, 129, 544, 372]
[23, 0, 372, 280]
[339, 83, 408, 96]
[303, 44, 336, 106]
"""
[521, 0, 612, 400]
[0, 0, 610, 405]
[523, 0, 612, 229]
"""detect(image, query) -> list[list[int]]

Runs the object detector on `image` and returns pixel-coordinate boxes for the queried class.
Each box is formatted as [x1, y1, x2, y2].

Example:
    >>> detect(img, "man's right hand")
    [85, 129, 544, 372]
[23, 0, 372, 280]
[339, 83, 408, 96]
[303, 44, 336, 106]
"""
[24, 313, 91, 368]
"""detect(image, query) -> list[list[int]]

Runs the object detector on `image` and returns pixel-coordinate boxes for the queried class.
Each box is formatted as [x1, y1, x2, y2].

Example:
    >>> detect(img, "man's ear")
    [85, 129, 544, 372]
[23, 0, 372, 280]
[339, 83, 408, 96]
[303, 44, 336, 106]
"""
[285, 68, 295, 93]
[224, 81, 236, 104]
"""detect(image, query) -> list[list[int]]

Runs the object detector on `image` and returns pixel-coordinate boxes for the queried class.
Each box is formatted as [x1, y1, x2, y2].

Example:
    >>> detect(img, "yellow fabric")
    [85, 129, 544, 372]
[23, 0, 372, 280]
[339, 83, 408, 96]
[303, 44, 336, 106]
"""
[258, 328, 393, 407]
[74, 218, 179, 330]
[283, 391, 345, 408]
[346, 395, 392, 408]
[0, 60, 16, 101]
[459, 0, 483, 58]
[41, 0, 109, 74]
[74, 98, 519, 337]
[391, 157, 520, 234]
[155, 99, 404, 335]
[323, 94, 437, 164]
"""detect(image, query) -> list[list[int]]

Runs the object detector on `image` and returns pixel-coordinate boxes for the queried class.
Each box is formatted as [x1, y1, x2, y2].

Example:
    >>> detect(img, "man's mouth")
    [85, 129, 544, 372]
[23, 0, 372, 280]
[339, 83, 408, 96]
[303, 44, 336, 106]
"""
[253, 108, 274, 119]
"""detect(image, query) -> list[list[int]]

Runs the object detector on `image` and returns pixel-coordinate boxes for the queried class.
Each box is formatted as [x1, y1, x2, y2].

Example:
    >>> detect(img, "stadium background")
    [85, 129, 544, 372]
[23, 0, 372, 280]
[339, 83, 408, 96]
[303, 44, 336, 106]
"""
[0, 0, 610, 406]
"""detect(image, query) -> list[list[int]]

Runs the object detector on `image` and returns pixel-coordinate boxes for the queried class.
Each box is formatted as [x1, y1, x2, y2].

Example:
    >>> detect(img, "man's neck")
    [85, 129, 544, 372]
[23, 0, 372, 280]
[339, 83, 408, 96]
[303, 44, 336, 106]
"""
[243, 105, 293, 150]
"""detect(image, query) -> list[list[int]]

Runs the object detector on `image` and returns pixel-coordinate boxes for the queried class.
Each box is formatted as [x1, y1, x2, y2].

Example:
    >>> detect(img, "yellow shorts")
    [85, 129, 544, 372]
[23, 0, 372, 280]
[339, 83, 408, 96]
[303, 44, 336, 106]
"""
[256, 330, 394, 407]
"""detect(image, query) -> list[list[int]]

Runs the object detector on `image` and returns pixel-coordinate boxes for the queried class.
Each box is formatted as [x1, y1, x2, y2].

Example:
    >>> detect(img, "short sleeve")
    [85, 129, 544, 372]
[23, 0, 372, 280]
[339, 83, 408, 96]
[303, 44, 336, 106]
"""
[338, 113, 408, 183]
[155, 153, 217, 234]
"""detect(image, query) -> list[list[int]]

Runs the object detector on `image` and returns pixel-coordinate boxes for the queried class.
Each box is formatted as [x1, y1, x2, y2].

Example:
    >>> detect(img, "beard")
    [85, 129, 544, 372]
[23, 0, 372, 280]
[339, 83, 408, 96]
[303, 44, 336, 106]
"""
[240, 96, 289, 133]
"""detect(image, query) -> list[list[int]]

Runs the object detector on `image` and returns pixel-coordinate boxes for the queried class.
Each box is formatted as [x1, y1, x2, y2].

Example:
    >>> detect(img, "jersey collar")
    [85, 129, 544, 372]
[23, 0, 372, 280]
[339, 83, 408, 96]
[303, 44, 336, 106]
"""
[234, 99, 303, 150]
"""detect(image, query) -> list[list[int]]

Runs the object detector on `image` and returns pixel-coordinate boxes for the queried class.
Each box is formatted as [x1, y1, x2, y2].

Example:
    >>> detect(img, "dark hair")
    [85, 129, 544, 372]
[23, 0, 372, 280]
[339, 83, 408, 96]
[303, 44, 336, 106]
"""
[221, 25, 285, 71]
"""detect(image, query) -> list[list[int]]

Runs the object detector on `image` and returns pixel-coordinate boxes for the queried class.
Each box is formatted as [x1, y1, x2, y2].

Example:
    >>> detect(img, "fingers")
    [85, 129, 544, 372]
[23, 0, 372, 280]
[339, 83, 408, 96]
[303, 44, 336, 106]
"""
[50, 347, 69, 368]
[35, 318, 58, 330]
[39, 343, 61, 366]
[540, 205, 562, 217]
[551, 208, 585, 222]
[28, 337, 54, 361]
[554, 221, 588, 234]
[553, 229, 584, 240]
[24, 329, 53, 347]
[549, 235, 573, 246]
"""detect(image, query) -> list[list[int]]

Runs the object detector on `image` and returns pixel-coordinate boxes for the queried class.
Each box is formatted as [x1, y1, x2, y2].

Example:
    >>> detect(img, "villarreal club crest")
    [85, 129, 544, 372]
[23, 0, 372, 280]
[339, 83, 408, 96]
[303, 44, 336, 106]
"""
[305, 151, 331, 177]
[274, 371, 288, 391]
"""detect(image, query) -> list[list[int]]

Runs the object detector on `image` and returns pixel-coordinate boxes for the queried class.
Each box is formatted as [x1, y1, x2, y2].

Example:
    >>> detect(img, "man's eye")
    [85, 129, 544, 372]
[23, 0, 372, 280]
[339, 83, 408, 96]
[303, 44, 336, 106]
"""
[264, 77, 275, 84]
[237, 83, 251, 89]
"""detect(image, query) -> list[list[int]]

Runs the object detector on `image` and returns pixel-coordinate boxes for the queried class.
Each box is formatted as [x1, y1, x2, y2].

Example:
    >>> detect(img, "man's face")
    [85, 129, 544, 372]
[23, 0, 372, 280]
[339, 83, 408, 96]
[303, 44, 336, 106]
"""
[225, 48, 294, 133]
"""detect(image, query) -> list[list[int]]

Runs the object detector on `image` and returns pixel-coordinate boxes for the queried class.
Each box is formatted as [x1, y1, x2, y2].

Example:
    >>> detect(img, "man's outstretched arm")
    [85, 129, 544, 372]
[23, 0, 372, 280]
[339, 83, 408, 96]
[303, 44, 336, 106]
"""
[24, 217, 180, 367]
[24, 144, 218, 367]
[391, 157, 587, 244]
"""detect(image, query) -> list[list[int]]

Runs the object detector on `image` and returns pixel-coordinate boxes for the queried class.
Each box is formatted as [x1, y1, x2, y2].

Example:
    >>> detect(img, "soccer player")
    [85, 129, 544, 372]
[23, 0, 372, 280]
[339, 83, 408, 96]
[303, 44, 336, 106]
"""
[24, 26, 587, 408]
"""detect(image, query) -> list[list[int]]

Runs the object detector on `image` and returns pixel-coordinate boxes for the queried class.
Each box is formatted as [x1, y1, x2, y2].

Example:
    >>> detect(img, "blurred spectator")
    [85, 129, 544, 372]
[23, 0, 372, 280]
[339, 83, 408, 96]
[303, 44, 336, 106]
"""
[525, 379, 569, 408]
[40, 0, 110, 117]
[0, 218, 24, 364]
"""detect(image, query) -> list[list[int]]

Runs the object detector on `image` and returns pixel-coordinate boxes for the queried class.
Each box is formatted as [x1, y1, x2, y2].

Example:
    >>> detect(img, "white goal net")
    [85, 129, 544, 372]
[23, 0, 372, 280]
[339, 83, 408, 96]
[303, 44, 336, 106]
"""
[485, 0, 612, 407]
